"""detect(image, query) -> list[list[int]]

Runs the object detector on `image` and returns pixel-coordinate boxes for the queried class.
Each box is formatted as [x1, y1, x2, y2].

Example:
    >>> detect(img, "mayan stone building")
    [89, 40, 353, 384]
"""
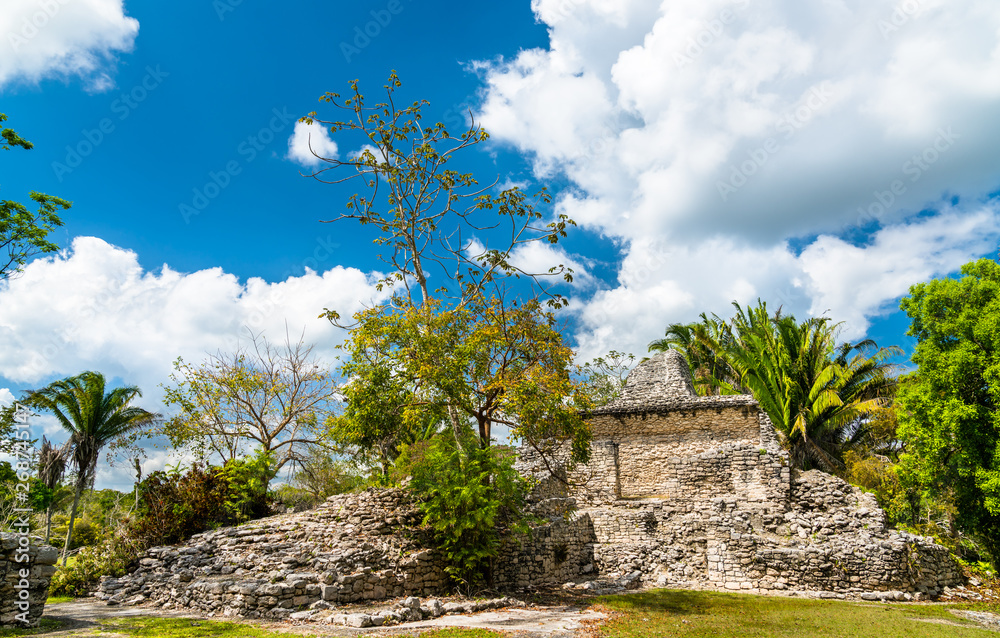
[504, 350, 963, 597]
[100, 351, 965, 617]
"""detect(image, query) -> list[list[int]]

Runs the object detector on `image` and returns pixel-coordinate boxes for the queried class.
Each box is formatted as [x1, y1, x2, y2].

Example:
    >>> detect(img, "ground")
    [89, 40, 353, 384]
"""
[7, 589, 1000, 638]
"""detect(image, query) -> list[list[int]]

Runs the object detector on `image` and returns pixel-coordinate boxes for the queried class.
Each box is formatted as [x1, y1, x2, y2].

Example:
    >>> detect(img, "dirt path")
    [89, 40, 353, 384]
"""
[38, 600, 606, 637]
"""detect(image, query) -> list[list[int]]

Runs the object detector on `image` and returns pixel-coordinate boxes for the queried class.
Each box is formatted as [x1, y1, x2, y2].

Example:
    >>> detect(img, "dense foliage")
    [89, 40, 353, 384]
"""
[396, 430, 530, 589]
[49, 453, 276, 595]
[897, 257, 1000, 564]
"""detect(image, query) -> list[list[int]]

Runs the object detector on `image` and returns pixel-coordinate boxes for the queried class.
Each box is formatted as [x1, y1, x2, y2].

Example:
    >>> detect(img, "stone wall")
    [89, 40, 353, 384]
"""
[98, 489, 449, 619]
[97, 350, 965, 612]
[1, 534, 59, 627]
[509, 351, 965, 598]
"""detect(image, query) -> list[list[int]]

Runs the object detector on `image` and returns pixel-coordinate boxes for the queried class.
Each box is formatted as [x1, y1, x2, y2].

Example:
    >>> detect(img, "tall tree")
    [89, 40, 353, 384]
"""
[897, 257, 1000, 563]
[36, 437, 68, 543]
[24, 372, 159, 565]
[1, 112, 71, 280]
[307, 74, 590, 465]
[652, 301, 900, 470]
[301, 72, 576, 317]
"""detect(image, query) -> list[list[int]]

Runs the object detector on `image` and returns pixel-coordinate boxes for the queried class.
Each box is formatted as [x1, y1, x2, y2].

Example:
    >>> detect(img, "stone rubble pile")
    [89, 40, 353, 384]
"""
[288, 595, 525, 627]
[98, 489, 449, 619]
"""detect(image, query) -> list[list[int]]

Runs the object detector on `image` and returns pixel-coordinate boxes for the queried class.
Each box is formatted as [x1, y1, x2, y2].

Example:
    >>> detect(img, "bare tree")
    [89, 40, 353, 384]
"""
[162, 332, 339, 473]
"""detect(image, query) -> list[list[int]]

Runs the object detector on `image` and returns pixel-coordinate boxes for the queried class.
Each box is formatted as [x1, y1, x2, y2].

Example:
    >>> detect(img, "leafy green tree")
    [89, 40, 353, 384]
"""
[653, 301, 900, 470]
[24, 371, 159, 565]
[334, 296, 593, 475]
[579, 351, 635, 407]
[897, 257, 1000, 563]
[1, 112, 71, 280]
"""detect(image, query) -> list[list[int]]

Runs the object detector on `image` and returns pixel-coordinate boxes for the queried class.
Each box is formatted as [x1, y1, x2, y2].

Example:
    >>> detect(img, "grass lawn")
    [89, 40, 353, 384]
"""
[598, 589, 998, 638]
[0, 617, 504, 638]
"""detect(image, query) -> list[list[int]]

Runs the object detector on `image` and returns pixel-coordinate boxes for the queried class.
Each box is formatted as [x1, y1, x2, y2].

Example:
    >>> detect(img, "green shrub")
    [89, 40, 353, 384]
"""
[398, 431, 530, 590]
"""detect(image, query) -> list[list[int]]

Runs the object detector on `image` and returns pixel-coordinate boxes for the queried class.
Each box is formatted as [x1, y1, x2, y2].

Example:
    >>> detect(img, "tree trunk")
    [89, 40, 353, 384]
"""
[61, 480, 84, 566]
[45, 505, 53, 544]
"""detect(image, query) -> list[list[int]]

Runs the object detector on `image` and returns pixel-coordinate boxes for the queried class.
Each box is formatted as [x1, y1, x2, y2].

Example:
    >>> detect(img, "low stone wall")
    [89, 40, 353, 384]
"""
[1, 533, 59, 627]
[98, 489, 449, 619]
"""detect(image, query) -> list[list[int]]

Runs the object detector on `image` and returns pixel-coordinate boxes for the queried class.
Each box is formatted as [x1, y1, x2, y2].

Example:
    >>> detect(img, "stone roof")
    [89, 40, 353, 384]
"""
[591, 350, 758, 415]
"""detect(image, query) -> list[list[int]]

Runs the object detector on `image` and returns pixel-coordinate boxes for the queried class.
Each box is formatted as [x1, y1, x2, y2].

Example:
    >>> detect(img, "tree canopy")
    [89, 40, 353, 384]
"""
[1, 112, 71, 280]
[897, 257, 1000, 562]
[162, 333, 338, 475]
[652, 301, 900, 471]
[302, 72, 576, 315]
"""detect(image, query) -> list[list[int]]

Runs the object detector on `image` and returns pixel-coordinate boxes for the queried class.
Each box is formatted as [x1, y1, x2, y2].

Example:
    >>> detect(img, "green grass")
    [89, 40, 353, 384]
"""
[44, 594, 77, 604]
[94, 618, 307, 637]
[598, 589, 996, 638]
[88, 619, 503, 638]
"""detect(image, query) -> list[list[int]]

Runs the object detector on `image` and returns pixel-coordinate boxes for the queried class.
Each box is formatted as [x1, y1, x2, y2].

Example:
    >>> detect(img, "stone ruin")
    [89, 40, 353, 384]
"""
[1, 533, 59, 627]
[505, 350, 964, 598]
[96, 350, 964, 617]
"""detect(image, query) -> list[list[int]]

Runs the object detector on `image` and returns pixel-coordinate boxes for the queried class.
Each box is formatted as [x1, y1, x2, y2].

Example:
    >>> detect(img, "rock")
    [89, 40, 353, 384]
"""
[342, 613, 373, 628]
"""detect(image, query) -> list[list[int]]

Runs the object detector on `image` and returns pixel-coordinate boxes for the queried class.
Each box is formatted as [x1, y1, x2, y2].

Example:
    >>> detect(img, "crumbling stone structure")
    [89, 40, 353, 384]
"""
[1, 533, 59, 627]
[98, 489, 448, 618]
[100, 351, 964, 615]
[506, 350, 963, 597]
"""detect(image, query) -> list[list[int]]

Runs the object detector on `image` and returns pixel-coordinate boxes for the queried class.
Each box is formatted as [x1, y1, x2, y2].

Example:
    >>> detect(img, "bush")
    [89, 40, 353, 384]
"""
[398, 431, 530, 589]
[49, 521, 146, 596]
[52, 451, 277, 594]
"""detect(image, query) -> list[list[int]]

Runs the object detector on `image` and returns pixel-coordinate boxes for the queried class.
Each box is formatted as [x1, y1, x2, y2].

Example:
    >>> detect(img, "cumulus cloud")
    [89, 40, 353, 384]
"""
[571, 206, 1000, 361]
[0, 0, 139, 91]
[478, 0, 1000, 356]
[0, 236, 385, 396]
[287, 121, 339, 167]
[0, 237, 389, 487]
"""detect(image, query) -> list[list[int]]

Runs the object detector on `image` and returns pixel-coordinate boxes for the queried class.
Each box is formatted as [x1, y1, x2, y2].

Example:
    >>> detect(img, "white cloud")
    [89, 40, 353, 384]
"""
[0, 0, 139, 92]
[572, 206, 1000, 362]
[0, 236, 385, 397]
[478, 0, 1000, 356]
[0, 236, 389, 488]
[287, 121, 339, 168]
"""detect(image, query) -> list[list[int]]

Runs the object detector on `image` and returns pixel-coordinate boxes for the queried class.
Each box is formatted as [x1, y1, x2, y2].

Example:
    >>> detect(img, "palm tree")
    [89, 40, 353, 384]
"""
[36, 436, 68, 543]
[651, 301, 901, 470]
[25, 372, 159, 564]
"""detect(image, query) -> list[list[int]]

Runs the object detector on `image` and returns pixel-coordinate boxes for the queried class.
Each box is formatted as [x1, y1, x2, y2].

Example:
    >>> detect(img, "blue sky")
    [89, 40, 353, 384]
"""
[3, 0, 1000, 486]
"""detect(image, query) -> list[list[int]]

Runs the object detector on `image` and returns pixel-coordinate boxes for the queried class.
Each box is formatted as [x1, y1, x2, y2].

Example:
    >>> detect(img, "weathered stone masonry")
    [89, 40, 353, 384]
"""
[99, 489, 448, 618]
[508, 350, 963, 596]
[100, 350, 964, 616]
[1, 534, 58, 627]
